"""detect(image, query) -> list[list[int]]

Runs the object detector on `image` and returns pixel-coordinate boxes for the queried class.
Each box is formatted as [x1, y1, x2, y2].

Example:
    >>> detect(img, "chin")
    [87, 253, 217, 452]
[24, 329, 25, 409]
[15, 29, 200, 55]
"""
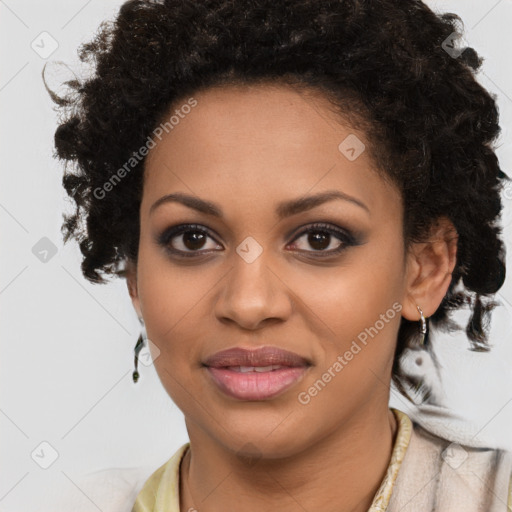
[213, 416, 310, 460]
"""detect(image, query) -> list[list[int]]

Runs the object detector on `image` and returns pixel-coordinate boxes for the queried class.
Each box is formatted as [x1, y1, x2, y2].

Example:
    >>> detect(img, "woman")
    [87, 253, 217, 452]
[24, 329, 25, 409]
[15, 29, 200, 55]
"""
[46, 0, 512, 510]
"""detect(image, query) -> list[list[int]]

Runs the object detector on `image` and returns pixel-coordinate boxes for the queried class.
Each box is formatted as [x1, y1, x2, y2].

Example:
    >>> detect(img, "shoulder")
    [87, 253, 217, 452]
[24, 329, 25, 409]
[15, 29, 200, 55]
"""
[388, 410, 512, 511]
[132, 442, 190, 512]
[412, 421, 512, 510]
[509, 472, 512, 510]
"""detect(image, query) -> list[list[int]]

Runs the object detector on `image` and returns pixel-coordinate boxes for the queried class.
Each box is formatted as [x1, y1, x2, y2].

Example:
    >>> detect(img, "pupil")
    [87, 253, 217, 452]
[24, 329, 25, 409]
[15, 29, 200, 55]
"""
[309, 232, 329, 250]
[184, 231, 206, 250]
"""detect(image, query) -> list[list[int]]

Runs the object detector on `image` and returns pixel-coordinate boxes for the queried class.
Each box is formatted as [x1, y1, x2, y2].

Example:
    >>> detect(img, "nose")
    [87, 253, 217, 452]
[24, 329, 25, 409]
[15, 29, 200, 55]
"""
[213, 248, 293, 331]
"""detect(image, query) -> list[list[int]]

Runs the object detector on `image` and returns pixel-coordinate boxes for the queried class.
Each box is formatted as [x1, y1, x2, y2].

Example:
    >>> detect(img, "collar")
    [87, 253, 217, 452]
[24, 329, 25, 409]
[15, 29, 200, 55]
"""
[132, 407, 412, 512]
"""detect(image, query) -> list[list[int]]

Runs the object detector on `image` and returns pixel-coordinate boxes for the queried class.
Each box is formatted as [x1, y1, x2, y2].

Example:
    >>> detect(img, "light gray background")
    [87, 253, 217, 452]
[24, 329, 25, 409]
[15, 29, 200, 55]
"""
[1, 1, 511, 511]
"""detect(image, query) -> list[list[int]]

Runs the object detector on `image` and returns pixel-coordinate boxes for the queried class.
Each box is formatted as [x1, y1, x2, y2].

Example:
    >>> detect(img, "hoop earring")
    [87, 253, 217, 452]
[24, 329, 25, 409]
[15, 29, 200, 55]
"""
[132, 317, 146, 384]
[396, 304, 446, 405]
[416, 305, 427, 347]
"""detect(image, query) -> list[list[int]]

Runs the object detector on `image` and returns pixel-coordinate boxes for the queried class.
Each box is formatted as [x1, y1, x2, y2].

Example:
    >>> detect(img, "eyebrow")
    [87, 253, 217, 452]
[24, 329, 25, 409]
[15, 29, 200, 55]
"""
[149, 190, 370, 219]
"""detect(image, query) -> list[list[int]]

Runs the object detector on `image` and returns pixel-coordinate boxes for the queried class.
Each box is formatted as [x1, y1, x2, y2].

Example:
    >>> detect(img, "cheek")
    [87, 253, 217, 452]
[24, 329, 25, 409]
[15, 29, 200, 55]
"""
[302, 231, 405, 385]
[136, 238, 209, 327]
[137, 259, 210, 408]
[135, 248, 204, 372]
[307, 235, 404, 329]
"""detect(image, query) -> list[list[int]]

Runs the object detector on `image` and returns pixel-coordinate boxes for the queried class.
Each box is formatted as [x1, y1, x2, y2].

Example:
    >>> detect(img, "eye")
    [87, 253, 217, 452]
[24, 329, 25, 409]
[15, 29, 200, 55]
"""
[158, 224, 222, 257]
[157, 222, 358, 259]
[287, 222, 356, 256]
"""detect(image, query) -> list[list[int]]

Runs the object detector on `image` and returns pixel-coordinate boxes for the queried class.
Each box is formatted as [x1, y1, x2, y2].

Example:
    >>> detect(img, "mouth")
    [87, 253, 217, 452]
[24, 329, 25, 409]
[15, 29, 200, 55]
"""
[203, 346, 311, 400]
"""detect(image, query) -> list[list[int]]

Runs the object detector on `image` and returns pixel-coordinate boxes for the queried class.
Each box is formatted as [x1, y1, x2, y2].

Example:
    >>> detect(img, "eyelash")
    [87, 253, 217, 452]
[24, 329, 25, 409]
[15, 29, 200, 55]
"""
[157, 222, 358, 259]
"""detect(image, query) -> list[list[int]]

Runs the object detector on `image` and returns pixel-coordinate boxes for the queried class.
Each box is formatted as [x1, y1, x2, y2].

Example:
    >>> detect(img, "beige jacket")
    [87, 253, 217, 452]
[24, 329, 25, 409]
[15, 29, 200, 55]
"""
[132, 408, 512, 511]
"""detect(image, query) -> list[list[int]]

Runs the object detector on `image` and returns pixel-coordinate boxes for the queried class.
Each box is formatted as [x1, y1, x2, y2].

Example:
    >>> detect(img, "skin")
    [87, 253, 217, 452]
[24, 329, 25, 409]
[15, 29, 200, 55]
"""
[126, 83, 457, 512]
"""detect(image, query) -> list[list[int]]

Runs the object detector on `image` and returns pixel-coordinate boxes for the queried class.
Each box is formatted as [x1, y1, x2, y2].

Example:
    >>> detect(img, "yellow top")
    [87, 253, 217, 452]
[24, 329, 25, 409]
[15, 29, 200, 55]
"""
[132, 408, 512, 512]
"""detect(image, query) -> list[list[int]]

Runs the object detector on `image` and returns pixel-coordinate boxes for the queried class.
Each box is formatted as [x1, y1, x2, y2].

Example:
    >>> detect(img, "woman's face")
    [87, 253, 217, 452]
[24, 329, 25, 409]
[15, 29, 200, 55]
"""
[128, 84, 413, 457]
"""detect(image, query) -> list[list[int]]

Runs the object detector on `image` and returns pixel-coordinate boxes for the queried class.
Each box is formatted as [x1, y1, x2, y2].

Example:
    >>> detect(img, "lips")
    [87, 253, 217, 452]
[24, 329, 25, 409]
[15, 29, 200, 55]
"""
[203, 346, 311, 400]
[203, 346, 310, 369]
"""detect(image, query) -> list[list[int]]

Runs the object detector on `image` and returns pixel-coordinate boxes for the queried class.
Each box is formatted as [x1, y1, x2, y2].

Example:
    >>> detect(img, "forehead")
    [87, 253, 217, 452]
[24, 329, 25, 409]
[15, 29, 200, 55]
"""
[148, 84, 349, 159]
[141, 83, 399, 218]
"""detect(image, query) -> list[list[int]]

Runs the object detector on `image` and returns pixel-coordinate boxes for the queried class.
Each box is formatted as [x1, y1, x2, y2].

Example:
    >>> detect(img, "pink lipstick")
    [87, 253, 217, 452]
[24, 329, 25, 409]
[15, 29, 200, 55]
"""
[203, 346, 311, 400]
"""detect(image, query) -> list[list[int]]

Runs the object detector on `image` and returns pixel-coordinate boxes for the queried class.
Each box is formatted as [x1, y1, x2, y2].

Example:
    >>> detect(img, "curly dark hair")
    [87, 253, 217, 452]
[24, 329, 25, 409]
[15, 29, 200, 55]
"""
[45, 0, 508, 397]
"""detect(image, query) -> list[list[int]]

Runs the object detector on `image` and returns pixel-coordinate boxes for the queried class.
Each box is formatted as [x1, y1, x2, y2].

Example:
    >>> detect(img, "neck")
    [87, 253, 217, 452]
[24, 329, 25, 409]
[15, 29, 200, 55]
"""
[180, 406, 398, 512]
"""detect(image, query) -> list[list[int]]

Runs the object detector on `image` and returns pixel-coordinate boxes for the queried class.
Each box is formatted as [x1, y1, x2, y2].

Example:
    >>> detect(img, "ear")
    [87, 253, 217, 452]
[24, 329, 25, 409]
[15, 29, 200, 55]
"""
[125, 259, 142, 319]
[401, 216, 458, 322]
